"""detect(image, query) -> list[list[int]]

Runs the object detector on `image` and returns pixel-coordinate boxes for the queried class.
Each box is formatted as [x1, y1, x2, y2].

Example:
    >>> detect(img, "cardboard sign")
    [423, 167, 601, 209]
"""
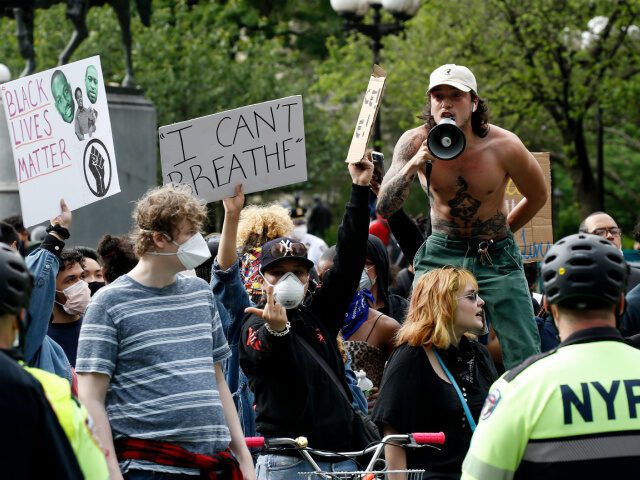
[505, 152, 553, 262]
[345, 65, 387, 164]
[159, 96, 307, 202]
[1, 56, 120, 227]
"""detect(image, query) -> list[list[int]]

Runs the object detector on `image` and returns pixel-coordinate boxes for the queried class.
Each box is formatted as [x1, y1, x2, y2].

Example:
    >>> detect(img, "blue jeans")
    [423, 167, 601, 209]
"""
[256, 454, 357, 480]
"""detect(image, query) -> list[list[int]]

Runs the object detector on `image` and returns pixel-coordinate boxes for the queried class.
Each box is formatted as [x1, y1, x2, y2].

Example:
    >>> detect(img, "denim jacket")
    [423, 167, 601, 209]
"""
[210, 259, 368, 437]
[210, 259, 256, 436]
[24, 244, 73, 384]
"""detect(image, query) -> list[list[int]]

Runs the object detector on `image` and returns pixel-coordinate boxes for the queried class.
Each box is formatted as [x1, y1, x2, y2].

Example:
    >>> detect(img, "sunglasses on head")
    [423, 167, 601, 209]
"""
[270, 240, 307, 259]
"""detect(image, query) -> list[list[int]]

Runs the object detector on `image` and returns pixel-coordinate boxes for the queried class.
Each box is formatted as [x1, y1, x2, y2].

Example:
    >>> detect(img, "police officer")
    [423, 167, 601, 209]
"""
[462, 233, 640, 479]
[0, 243, 108, 479]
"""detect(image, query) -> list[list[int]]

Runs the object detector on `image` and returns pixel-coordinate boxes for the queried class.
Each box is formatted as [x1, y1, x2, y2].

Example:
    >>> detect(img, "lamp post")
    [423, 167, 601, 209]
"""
[330, 0, 421, 150]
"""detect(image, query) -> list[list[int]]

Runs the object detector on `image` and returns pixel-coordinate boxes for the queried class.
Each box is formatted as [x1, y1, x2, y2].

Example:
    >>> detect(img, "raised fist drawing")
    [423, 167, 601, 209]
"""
[89, 145, 107, 196]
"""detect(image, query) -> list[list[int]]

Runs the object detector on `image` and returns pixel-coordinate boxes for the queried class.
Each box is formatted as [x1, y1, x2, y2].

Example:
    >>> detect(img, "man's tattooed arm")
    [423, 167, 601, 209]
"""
[376, 129, 426, 218]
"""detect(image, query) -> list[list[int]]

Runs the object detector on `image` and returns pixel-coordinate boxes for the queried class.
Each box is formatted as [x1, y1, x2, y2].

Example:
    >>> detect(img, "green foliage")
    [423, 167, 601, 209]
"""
[2, 0, 640, 241]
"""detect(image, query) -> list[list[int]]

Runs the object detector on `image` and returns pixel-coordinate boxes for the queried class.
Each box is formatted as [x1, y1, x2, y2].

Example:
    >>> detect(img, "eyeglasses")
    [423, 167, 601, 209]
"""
[458, 291, 479, 302]
[590, 227, 622, 238]
[269, 240, 308, 259]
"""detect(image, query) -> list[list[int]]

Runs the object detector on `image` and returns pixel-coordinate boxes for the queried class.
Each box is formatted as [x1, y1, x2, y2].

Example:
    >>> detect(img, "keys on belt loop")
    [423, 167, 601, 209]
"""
[478, 239, 494, 265]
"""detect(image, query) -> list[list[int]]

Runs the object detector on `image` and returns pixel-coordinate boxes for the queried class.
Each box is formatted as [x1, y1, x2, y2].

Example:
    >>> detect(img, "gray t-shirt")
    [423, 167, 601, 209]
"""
[76, 273, 232, 475]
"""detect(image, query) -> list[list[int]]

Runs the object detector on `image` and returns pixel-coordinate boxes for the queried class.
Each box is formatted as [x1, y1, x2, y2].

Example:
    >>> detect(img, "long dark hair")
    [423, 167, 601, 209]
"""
[418, 92, 490, 138]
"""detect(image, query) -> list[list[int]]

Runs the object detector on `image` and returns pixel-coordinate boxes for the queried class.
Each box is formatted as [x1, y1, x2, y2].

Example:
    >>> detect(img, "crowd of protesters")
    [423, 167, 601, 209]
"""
[3, 64, 640, 480]
[2, 153, 640, 479]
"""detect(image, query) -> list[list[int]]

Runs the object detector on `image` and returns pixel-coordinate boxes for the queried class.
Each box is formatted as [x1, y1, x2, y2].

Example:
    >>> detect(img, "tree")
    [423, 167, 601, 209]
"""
[312, 0, 640, 238]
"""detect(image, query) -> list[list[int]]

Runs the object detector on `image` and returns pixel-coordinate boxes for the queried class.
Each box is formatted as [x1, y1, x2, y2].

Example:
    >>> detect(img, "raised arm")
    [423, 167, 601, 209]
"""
[376, 127, 428, 218]
[24, 199, 71, 365]
[504, 138, 547, 233]
[217, 184, 244, 271]
[314, 159, 373, 335]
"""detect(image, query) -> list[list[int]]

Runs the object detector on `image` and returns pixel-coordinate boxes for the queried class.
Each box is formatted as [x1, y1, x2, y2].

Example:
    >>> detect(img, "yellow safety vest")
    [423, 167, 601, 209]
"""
[25, 366, 109, 480]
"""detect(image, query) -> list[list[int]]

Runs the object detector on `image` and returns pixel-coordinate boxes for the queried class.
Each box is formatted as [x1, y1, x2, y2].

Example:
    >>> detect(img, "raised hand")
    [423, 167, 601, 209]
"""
[348, 156, 374, 187]
[50, 198, 72, 229]
[222, 184, 245, 218]
[244, 285, 288, 333]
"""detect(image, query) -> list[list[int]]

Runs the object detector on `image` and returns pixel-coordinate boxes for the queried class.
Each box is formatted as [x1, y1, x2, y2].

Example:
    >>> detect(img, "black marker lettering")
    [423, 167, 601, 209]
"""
[212, 155, 229, 187]
[216, 116, 233, 147]
[165, 125, 196, 167]
[189, 165, 215, 196]
[282, 138, 295, 169]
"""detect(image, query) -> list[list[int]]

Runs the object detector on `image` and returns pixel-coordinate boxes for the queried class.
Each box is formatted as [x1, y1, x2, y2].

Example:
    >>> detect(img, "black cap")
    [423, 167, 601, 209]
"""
[260, 237, 314, 272]
[290, 207, 306, 220]
[541, 233, 629, 309]
[0, 243, 33, 315]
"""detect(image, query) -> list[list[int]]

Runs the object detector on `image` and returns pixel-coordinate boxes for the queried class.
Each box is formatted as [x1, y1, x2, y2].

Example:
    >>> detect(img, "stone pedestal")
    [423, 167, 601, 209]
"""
[0, 87, 157, 248]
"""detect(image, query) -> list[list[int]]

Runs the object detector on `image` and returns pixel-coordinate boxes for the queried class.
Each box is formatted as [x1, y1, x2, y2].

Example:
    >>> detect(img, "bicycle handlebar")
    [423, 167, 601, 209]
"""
[245, 433, 445, 474]
[412, 432, 445, 445]
[245, 432, 445, 450]
[245, 437, 265, 448]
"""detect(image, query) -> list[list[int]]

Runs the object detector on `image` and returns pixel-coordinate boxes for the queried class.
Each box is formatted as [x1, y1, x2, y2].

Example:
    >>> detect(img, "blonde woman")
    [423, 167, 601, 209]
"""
[372, 267, 498, 479]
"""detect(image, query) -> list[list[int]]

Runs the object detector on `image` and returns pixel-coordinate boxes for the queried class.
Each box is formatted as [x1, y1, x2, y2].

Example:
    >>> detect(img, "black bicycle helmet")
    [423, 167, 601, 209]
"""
[541, 233, 629, 309]
[0, 242, 33, 315]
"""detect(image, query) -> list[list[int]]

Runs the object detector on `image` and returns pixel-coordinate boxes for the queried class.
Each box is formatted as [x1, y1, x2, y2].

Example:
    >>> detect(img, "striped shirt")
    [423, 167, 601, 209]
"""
[76, 274, 231, 475]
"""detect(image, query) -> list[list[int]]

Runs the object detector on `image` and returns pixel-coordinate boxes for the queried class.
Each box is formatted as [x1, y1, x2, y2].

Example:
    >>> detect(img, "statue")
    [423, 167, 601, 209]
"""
[5, 0, 151, 88]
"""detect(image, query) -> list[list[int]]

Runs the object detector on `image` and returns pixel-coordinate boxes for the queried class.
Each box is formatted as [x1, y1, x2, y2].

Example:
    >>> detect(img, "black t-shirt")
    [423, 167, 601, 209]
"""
[0, 349, 83, 479]
[372, 339, 498, 479]
[48, 318, 82, 367]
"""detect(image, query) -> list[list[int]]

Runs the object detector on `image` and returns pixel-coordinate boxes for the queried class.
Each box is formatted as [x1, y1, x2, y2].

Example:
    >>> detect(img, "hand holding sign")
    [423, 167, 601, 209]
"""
[50, 198, 72, 230]
[222, 184, 245, 218]
[349, 156, 374, 187]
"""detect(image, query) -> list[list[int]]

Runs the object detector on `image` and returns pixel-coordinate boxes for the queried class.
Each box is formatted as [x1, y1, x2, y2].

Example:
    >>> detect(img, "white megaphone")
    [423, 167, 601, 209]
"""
[427, 117, 466, 160]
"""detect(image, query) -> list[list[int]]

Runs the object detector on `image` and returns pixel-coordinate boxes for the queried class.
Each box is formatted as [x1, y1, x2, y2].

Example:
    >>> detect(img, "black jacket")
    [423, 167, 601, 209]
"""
[240, 184, 370, 451]
[0, 349, 83, 479]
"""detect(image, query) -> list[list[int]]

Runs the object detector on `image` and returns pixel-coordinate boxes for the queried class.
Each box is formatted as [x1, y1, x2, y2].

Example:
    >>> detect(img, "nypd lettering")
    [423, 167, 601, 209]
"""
[560, 379, 640, 424]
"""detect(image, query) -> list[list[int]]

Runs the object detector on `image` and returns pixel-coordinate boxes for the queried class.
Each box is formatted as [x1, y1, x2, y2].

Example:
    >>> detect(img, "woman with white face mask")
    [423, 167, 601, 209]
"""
[239, 158, 375, 480]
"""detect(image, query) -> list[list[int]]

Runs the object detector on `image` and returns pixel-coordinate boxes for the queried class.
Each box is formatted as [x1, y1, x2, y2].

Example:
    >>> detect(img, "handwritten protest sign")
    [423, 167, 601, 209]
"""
[159, 96, 307, 203]
[1, 56, 120, 227]
[505, 152, 552, 262]
[346, 65, 387, 164]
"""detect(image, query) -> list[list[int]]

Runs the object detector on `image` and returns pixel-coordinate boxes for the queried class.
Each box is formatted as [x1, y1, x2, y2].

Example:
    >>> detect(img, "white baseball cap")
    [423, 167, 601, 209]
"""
[428, 64, 478, 94]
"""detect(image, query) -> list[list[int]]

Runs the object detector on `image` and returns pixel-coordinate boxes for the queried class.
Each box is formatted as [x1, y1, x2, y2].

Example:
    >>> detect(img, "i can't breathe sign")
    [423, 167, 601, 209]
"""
[159, 95, 307, 202]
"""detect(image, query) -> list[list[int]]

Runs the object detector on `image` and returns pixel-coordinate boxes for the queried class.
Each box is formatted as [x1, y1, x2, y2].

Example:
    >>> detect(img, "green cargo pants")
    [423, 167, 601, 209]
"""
[413, 231, 540, 369]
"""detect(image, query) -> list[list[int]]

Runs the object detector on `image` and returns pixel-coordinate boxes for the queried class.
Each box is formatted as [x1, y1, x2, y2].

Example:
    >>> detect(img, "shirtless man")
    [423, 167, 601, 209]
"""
[377, 64, 546, 368]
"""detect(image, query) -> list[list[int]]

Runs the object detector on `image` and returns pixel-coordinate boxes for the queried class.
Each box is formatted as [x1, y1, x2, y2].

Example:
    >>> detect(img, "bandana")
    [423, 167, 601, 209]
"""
[341, 289, 375, 340]
[241, 247, 263, 297]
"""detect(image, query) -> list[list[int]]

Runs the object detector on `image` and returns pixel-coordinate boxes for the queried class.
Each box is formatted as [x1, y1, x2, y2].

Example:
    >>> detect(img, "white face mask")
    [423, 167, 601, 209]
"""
[267, 272, 306, 309]
[149, 232, 211, 270]
[56, 280, 91, 316]
[359, 266, 376, 291]
[292, 225, 307, 241]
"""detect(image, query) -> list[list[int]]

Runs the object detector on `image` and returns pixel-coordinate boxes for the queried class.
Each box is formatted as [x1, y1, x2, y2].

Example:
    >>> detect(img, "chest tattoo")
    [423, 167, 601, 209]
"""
[448, 177, 481, 226]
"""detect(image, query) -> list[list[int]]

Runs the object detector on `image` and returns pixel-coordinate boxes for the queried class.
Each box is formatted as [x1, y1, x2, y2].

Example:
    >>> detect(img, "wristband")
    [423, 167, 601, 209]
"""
[265, 321, 291, 337]
[46, 224, 70, 240]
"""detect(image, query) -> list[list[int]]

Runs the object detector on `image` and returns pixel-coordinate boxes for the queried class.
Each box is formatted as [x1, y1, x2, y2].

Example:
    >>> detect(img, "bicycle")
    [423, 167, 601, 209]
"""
[246, 432, 446, 479]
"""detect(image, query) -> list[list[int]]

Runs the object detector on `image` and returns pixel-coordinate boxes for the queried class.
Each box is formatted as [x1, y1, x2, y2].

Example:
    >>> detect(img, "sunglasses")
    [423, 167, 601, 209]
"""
[590, 227, 622, 238]
[269, 240, 308, 259]
[458, 291, 479, 302]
